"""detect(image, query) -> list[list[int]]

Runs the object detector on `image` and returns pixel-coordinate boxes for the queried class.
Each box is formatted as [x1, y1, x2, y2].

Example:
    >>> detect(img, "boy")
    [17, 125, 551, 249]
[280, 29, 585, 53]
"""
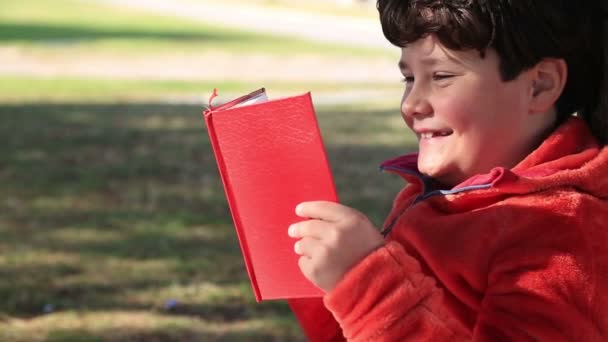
[288, 0, 608, 340]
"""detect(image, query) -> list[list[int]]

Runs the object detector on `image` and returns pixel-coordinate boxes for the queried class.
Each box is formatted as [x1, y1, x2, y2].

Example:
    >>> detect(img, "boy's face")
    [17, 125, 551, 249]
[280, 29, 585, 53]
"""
[399, 35, 537, 187]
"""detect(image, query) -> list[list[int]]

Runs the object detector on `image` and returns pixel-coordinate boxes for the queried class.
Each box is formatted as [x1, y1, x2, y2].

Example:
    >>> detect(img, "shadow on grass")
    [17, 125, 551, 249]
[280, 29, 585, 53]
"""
[0, 22, 255, 44]
[0, 101, 415, 339]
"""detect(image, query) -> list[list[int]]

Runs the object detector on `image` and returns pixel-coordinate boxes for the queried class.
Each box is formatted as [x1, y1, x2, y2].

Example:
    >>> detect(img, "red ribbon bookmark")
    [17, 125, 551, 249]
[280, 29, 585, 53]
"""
[208, 88, 219, 110]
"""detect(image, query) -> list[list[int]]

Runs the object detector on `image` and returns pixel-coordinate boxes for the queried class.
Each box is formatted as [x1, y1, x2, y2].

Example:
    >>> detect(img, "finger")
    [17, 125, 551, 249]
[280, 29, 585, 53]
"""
[295, 201, 356, 222]
[294, 237, 324, 257]
[297, 255, 313, 279]
[288, 219, 332, 239]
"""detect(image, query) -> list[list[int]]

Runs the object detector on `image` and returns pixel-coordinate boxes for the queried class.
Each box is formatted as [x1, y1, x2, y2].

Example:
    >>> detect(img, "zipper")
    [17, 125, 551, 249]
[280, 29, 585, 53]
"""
[380, 165, 492, 236]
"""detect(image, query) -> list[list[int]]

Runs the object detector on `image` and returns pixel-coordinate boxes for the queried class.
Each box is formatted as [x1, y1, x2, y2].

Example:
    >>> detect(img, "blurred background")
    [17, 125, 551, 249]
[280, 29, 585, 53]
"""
[0, 0, 417, 340]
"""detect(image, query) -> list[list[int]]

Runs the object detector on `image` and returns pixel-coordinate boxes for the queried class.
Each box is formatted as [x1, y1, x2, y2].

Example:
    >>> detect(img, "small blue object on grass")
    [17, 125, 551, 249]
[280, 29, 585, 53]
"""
[43, 304, 55, 314]
[164, 299, 178, 310]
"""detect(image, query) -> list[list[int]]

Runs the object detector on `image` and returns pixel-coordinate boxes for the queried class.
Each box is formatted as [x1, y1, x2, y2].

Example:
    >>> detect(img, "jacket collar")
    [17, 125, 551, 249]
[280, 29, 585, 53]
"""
[380, 116, 606, 198]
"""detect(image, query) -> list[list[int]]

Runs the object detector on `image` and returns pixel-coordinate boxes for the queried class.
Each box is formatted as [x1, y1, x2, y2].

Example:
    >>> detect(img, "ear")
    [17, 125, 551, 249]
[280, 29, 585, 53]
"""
[528, 58, 567, 114]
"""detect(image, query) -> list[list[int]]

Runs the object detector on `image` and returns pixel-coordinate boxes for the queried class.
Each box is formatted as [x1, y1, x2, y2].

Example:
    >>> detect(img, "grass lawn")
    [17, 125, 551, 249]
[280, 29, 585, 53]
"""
[0, 0, 391, 58]
[0, 0, 415, 340]
[186, 0, 379, 19]
[0, 101, 415, 341]
[0, 76, 400, 103]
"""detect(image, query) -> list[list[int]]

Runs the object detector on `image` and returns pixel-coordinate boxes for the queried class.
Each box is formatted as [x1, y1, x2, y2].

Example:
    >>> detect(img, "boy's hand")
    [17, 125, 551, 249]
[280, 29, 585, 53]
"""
[288, 201, 385, 292]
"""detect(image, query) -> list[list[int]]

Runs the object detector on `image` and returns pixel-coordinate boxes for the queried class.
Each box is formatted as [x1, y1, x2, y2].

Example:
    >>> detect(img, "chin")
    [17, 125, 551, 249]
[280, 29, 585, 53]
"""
[419, 164, 460, 188]
[418, 160, 443, 177]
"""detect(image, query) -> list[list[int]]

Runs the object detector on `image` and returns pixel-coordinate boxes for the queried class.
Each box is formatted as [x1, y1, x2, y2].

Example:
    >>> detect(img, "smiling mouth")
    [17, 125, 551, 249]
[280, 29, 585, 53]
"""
[420, 131, 453, 139]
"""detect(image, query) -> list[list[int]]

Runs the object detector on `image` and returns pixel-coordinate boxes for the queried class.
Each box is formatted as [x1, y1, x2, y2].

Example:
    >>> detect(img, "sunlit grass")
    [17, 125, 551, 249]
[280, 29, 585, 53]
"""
[196, 0, 378, 19]
[2, 311, 303, 342]
[0, 0, 390, 57]
[0, 76, 400, 103]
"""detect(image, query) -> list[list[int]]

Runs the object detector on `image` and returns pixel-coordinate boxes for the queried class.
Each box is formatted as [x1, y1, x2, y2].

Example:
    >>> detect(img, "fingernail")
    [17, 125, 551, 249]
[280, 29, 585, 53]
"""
[294, 241, 300, 254]
[288, 224, 296, 237]
[295, 204, 302, 215]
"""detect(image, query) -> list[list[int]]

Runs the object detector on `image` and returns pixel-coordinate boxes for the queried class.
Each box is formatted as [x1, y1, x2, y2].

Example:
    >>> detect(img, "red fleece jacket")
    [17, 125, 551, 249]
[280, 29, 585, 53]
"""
[289, 117, 608, 341]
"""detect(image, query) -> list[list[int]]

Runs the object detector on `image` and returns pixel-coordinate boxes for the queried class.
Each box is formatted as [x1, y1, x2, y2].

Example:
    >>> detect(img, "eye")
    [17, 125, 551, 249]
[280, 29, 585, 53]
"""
[401, 76, 415, 84]
[432, 73, 454, 81]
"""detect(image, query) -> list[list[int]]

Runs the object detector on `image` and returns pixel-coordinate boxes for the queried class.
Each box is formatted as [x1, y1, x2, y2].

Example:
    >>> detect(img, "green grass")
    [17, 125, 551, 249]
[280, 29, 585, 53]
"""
[0, 101, 415, 340]
[0, 76, 400, 103]
[0, 0, 413, 339]
[0, 0, 391, 57]
[198, 0, 379, 19]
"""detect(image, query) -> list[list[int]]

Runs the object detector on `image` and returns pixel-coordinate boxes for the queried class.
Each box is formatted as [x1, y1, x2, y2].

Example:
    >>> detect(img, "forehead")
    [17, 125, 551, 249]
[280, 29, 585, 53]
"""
[398, 35, 482, 70]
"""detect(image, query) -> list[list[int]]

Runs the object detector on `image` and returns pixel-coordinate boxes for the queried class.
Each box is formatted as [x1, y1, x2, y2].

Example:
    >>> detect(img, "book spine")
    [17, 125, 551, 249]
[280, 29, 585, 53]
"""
[203, 109, 262, 301]
[304, 92, 340, 202]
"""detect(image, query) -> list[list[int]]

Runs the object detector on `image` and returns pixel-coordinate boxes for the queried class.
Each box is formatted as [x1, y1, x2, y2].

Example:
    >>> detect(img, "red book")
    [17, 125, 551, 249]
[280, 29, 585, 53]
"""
[203, 88, 338, 301]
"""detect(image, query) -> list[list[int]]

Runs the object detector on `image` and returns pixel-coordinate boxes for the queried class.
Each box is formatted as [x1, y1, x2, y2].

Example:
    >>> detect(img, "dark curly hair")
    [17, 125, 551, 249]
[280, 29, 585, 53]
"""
[377, 0, 607, 143]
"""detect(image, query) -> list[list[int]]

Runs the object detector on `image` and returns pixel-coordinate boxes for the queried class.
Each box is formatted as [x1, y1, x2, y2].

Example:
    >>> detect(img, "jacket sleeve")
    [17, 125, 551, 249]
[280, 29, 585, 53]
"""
[323, 210, 603, 341]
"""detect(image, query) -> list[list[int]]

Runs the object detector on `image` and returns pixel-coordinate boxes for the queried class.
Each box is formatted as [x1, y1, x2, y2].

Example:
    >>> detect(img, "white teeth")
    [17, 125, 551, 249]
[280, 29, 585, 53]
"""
[420, 131, 452, 139]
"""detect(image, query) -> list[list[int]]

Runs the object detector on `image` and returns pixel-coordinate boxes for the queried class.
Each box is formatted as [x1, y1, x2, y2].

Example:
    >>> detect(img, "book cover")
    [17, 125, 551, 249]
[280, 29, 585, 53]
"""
[203, 88, 338, 301]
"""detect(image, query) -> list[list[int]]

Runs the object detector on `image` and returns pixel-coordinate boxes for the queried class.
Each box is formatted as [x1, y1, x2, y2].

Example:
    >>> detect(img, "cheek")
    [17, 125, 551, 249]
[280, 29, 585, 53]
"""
[432, 95, 478, 130]
[435, 82, 506, 133]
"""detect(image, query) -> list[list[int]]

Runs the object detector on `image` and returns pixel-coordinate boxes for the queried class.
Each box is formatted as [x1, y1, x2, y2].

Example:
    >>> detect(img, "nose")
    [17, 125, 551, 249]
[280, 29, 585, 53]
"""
[400, 85, 432, 119]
